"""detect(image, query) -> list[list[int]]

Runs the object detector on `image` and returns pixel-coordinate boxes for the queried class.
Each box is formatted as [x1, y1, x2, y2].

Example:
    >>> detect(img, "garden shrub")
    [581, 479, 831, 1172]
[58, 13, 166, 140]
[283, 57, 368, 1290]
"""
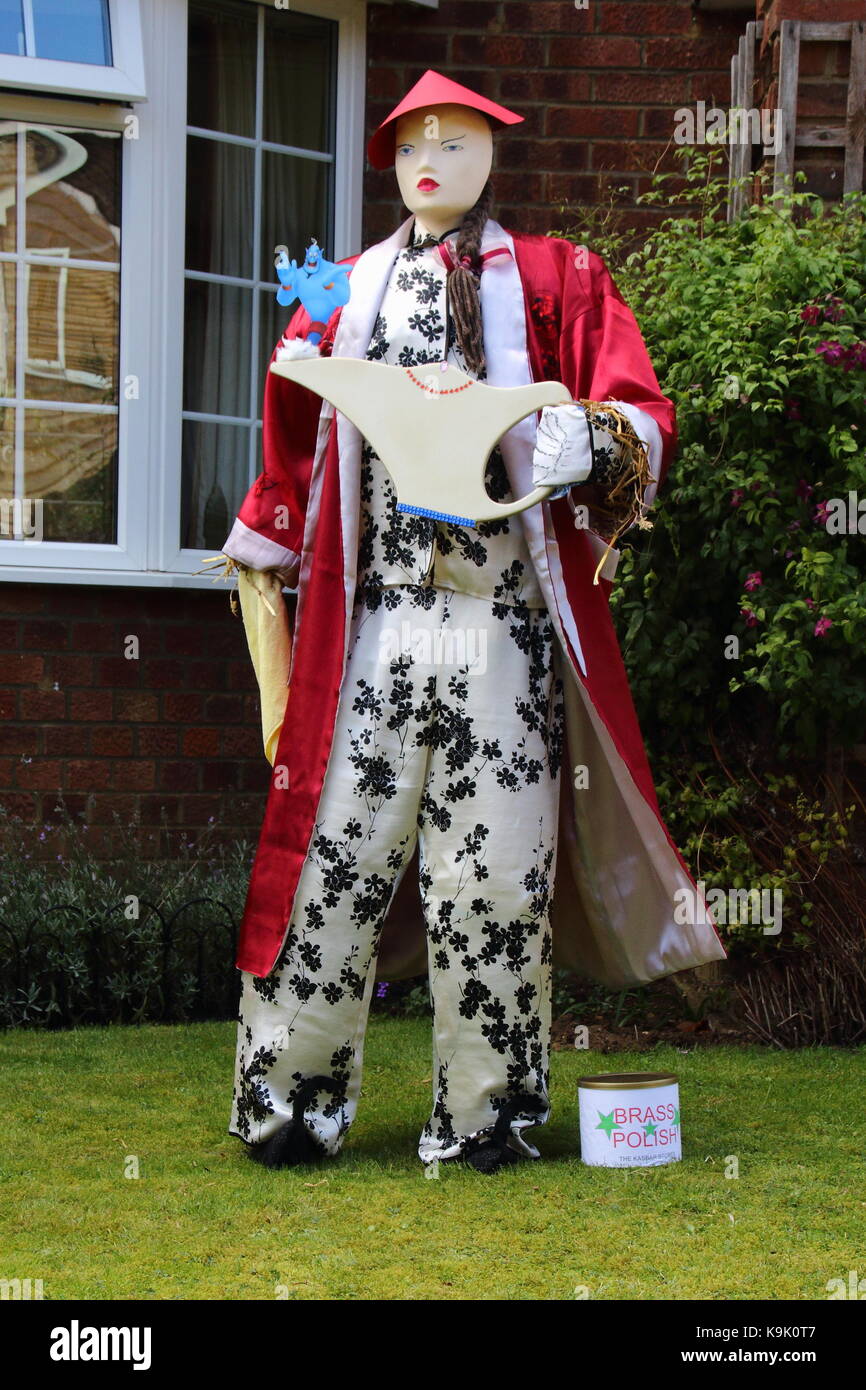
[549, 154, 866, 1040]
[559, 152, 866, 759]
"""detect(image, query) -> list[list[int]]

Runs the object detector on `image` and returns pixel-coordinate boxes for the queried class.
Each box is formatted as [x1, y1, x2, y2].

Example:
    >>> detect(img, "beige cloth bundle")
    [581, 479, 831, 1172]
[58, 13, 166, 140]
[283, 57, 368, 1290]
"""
[200, 556, 291, 766]
[237, 565, 291, 766]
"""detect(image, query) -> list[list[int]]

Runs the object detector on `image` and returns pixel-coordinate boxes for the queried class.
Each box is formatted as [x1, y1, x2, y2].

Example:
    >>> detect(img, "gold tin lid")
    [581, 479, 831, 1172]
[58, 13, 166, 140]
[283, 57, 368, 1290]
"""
[577, 1072, 678, 1090]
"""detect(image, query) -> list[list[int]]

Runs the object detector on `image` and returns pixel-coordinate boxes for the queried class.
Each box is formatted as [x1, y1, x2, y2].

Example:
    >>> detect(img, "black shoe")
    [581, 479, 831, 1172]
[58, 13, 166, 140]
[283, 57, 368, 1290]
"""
[247, 1075, 340, 1170]
[462, 1140, 521, 1174]
[450, 1092, 546, 1175]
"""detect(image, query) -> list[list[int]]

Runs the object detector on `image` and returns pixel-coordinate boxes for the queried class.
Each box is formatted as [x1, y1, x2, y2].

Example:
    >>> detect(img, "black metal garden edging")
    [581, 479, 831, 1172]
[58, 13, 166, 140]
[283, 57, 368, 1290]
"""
[0, 896, 241, 1029]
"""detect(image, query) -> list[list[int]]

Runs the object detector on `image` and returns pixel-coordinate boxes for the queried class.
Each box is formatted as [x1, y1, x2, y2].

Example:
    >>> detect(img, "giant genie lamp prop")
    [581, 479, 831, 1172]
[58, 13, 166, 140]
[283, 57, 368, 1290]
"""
[268, 355, 572, 527]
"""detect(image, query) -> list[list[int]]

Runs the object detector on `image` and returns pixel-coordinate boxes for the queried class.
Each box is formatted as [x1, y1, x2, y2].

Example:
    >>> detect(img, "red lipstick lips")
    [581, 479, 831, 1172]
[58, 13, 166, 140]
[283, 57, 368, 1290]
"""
[417, 178, 439, 191]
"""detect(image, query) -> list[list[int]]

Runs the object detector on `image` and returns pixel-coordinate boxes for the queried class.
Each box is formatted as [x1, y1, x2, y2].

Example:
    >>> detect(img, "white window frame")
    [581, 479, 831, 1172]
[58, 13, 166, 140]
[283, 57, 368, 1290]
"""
[0, 0, 147, 103]
[0, 94, 151, 577]
[0, 0, 366, 588]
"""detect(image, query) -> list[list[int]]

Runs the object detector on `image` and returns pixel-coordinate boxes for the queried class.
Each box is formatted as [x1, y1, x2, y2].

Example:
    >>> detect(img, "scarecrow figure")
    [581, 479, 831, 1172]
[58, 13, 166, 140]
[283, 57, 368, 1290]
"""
[215, 70, 726, 1175]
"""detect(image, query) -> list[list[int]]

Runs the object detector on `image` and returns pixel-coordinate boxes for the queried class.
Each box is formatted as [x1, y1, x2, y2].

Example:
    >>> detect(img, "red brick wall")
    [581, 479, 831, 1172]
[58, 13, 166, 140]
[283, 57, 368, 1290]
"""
[0, 583, 275, 859]
[363, 0, 751, 244]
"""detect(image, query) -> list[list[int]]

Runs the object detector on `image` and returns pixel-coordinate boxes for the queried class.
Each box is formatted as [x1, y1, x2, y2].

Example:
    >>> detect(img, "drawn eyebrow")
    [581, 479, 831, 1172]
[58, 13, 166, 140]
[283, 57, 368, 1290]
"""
[397, 132, 467, 148]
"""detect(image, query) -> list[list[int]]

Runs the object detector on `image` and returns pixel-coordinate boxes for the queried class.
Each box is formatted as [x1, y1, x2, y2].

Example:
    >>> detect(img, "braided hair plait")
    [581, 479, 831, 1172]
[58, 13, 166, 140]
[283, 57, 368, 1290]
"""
[446, 177, 493, 377]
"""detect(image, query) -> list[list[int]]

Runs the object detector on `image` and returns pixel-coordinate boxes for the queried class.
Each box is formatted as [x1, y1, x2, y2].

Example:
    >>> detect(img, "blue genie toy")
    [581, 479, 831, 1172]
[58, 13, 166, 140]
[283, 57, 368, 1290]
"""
[274, 238, 351, 357]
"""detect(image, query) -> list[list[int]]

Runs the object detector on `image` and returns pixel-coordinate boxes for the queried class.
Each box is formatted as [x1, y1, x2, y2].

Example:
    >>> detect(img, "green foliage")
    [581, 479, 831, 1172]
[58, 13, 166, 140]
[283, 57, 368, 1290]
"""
[559, 152, 866, 758]
[551, 970, 693, 1027]
[653, 762, 855, 960]
[0, 798, 250, 1027]
[372, 979, 432, 1019]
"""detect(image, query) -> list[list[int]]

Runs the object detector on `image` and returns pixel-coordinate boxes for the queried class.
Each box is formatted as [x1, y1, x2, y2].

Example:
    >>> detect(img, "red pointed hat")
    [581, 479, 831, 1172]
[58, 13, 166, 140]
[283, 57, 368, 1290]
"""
[367, 68, 524, 171]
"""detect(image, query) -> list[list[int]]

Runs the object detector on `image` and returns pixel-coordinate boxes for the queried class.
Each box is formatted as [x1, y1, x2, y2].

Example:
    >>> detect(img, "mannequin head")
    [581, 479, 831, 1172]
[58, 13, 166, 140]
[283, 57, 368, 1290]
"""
[365, 72, 522, 375]
[394, 103, 493, 238]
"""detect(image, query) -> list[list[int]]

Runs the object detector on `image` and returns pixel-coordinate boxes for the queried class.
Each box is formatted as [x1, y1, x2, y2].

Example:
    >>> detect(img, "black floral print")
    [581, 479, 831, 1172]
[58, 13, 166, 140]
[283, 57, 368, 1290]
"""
[230, 583, 564, 1160]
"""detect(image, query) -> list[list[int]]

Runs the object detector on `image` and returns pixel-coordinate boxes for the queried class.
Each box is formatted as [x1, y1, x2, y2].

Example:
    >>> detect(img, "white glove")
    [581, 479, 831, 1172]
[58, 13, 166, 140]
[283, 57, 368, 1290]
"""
[532, 403, 595, 498]
[532, 400, 662, 523]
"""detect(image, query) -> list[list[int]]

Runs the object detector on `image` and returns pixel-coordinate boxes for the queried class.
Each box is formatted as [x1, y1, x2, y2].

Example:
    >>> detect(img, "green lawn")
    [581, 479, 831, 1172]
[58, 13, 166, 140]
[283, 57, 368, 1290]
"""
[1, 1018, 863, 1300]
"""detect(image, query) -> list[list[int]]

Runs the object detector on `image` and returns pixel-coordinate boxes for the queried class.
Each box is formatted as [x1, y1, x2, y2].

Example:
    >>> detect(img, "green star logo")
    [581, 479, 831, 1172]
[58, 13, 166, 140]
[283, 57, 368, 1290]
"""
[644, 1121, 657, 1137]
[596, 1110, 621, 1139]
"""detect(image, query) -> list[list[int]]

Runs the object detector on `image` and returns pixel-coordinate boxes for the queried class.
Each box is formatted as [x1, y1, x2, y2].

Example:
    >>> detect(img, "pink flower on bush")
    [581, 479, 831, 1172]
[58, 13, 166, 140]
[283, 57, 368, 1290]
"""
[744, 571, 763, 591]
[823, 296, 845, 323]
[785, 549, 794, 558]
[804, 597, 815, 608]
[740, 607, 759, 627]
[816, 340, 848, 365]
[785, 398, 801, 420]
[730, 488, 745, 508]
[815, 339, 866, 371]
[800, 304, 822, 325]
[840, 345, 861, 372]
[795, 479, 813, 500]
[813, 500, 831, 525]
[814, 617, 832, 637]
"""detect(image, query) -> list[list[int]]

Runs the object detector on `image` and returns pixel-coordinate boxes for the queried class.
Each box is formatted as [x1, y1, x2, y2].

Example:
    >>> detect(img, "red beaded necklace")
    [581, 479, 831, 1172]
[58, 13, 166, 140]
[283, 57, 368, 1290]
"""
[405, 366, 475, 396]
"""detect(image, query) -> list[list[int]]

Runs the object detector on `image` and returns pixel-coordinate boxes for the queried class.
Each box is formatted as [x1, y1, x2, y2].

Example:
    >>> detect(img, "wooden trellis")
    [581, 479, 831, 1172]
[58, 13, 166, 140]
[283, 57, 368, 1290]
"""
[728, 18, 866, 219]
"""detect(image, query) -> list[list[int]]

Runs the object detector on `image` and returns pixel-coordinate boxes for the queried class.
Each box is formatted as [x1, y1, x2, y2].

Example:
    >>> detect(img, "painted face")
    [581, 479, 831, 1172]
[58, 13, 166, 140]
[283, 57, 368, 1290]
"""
[394, 104, 493, 237]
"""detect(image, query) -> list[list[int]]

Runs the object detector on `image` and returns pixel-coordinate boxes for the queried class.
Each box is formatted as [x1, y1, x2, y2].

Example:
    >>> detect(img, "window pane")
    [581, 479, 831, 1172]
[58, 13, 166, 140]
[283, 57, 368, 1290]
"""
[0, 0, 23, 58]
[261, 151, 332, 296]
[32, 0, 111, 66]
[183, 0, 338, 557]
[25, 407, 117, 543]
[27, 265, 118, 405]
[183, 279, 251, 420]
[187, 0, 256, 139]
[185, 135, 253, 280]
[0, 124, 17, 252]
[258, 286, 290, 389]
[0, 405, 13, 500]
[263, 8, 336, 153]
[181, 419, 248, 552]
[25, 127, 121, 263]
[0, 260, 15, 394]
[0, 120, 120, 547]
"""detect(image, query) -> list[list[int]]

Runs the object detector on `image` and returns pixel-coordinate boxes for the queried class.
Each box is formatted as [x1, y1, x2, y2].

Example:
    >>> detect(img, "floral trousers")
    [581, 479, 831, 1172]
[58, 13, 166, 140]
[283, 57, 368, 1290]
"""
[229, 581, 566, 1165]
